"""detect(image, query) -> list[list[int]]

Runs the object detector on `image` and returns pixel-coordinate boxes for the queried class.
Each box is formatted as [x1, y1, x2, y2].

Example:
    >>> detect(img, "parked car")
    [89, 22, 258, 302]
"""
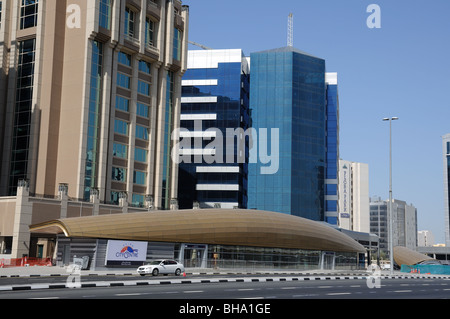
[137, 259, 185, 276]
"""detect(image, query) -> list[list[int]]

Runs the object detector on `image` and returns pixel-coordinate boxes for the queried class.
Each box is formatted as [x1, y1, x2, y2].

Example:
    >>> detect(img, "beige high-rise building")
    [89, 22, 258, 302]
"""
[338, 160, 370, 233]
[0, 0, 189, 258]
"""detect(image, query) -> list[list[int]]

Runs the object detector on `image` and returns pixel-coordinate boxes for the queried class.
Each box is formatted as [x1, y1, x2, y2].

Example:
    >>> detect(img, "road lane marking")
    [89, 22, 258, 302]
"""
[184, 290, 204, 293]
[238, 288, 255, 291]
[326, 292, 351, 296]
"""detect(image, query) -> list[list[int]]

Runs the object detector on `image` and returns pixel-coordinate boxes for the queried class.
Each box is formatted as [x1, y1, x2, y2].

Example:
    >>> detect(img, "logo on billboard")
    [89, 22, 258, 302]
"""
[116, 243, 139, 259]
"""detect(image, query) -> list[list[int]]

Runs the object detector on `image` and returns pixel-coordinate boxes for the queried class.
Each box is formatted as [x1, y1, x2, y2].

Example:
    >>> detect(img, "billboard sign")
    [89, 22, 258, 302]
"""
[105, 240, 148, 266]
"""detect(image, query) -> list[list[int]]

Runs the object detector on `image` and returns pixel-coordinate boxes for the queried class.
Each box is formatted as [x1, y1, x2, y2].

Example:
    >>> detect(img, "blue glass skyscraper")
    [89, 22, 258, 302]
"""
[248, 47, 326, 221]
[325, 73, 340, 225]
[178, 49, 250, 209]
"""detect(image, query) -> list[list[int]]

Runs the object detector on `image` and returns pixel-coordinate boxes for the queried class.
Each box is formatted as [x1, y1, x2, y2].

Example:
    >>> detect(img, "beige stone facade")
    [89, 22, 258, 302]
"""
[0, 0, 188, 258]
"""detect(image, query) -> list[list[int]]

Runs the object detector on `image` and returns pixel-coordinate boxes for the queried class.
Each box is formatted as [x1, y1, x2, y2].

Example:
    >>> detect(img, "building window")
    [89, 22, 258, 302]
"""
[115, 96, 129, 112]
[118, 51, 131, 67]
[145, 17, 156, 47]
[138, 60, 151, 74]
[114, 119, 128, 135]
[20, 0, 39, 30]
[111, 191, 120, 204]
[135, 148, 148, 163]
[132, 194, 145, 207]
[112, 167, 127, 182]
[8, 38, 36, 195]
[133, 170, 146, 185]
[137, 80, 150, 96]
[113, 143, 128, 159]
[136, 125, 149, 140]
[136, 103, 149, 118]
[173, 28, 182, 61]
[117, 73, 131, 89]
[83, 41, 104, 200]
[99, 0, 111, 30]
[124, 6, 136, 39]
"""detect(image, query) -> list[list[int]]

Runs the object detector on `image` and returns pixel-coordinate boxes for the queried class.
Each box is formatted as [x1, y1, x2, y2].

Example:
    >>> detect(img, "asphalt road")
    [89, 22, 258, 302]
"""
[1, 276, 449, 299]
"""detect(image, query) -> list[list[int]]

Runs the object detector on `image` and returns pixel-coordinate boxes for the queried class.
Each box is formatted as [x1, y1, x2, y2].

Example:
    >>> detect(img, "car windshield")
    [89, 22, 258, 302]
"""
[148, 260, 162, 265]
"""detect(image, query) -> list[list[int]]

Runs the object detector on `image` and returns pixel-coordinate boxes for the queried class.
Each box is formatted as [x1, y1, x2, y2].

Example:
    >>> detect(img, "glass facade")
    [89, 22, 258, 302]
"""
[161, 71, 174, 209]
[206, 244, 321, 270]
[111, 51, 152, 208]
[248, 47, 326, 221]
[174, 243, 360, 270]
[83, 41, 103, 200]
[325, 78, 339, 225]
[178, 50, 250, 209]
[8, 39, 36, 195]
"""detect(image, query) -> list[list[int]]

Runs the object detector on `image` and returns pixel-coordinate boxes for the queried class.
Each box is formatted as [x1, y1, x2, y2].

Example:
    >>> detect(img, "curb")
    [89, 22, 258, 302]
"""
[0, 273, 447, 292]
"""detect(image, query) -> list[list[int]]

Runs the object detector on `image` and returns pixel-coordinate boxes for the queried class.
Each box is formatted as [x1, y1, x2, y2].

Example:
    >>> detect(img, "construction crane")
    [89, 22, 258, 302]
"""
[287, 13, 293, 47]
[188, 40, 213, 50]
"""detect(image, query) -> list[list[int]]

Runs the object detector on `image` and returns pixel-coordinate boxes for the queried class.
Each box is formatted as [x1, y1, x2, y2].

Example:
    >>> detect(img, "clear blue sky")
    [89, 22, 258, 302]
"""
[183, 0, 450, 243]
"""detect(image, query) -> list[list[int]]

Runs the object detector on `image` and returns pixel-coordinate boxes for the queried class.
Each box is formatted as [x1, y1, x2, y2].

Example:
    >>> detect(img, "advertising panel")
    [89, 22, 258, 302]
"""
[105, 240, 148, 266]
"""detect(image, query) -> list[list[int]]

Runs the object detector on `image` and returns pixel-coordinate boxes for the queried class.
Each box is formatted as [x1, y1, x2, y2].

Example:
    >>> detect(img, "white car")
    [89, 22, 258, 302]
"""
[137, 259, 185, 276]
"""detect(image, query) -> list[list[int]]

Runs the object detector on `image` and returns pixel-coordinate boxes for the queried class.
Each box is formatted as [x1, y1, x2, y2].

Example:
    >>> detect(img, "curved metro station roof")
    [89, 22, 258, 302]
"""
[29, 209, 366, 253]
[393, 246, 437, 266]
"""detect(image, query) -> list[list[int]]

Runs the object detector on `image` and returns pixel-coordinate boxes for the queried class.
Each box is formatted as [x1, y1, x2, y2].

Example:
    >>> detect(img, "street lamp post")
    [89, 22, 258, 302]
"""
[383, 117, 398, 275]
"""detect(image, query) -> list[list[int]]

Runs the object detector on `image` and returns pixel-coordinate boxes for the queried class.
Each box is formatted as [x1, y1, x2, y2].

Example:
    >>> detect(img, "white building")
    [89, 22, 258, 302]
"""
[418, 230, 435, 247]
[338, 160, 370, 233]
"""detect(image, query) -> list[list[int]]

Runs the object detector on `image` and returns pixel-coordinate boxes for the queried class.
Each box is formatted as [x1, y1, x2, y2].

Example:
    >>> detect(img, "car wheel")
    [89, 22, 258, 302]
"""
[152, 268, 159, 276]
[175, 268, 181, 276]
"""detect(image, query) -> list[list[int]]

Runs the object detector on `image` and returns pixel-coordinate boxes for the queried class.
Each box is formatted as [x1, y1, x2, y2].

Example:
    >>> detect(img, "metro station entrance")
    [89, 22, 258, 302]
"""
[179, 244, 208, 268]
[321, 251, 335, 270]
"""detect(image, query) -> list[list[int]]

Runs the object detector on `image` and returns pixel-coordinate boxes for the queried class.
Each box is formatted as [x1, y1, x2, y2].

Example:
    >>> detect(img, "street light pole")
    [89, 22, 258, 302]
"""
[383, 117, 398, 275]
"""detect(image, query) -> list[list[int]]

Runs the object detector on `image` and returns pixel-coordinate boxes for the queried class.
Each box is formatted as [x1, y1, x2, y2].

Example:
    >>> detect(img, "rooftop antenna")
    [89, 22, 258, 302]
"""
[287, 13, 293, 47]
